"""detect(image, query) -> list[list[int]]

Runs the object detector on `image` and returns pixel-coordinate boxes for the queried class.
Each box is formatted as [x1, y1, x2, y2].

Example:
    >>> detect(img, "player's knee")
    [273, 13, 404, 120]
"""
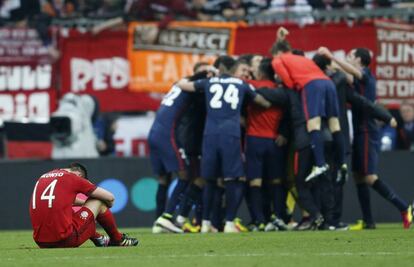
[270, 178, 283, 185]
[158, 176, 169, 185]
[176, 170, 188, 181]
[249, 178, 262, 187]
[329, 117, 341, 132]
[366, 174, 378, 185]
[193, 177, 205, 188]
[307, 117, 321, 131]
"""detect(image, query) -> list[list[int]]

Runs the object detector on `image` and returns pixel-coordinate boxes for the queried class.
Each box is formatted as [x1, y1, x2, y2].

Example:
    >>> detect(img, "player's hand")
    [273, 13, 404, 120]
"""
[390, 117, 398, 128]
[277, 27, 289, 41]
[318, 47, 333, 59]
[275, 135, 287, 146]
[206, 65, 219, 77]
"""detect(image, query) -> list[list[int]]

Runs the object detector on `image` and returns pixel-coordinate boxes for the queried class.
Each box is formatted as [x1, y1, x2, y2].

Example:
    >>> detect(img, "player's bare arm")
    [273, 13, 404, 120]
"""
[318, 47, 362, 83]
[253, 94, 272, 108]
[90, 187, 115, 208]
[276, 27, 289, 42]
[176, 79, 196, 92]
[73, 197, 86, 206]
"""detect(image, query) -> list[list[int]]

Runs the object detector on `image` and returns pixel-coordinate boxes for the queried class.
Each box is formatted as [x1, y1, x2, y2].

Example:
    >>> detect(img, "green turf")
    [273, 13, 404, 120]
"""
[1, 224, 414, 267]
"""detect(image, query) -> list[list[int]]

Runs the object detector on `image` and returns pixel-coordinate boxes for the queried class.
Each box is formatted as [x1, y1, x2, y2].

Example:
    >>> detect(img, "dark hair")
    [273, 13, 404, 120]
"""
[193, 62, 209, 73]
[270, 40, 291, 55]
[230, 59, 249, 74]
[214, 55, 236, 71]
[68, 162, 88, 179]
[258, 57, 275, 81]
[292, 49, 305, 56]
[237, 54, 254, 65]
[312, 54, 331, 71]
[354, 48, 371, 66]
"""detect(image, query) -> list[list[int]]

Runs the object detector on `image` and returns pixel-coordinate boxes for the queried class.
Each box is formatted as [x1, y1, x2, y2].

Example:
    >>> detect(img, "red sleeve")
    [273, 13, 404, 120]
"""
[71, 175, 97, 196]
[272, 57, 294, 89]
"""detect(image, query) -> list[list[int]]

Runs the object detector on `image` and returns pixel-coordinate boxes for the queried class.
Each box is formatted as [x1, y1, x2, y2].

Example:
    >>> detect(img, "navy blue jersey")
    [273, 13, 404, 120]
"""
[352, 67, 378, 134]
[194, 75, 257, 137]
[150, 85, 191, 134]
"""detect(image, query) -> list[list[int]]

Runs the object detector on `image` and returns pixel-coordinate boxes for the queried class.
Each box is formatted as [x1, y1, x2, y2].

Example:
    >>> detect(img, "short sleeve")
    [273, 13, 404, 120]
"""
[244, 83, 257, 99]
[194, 79, 209, 93]
[71, 175, 97, 196]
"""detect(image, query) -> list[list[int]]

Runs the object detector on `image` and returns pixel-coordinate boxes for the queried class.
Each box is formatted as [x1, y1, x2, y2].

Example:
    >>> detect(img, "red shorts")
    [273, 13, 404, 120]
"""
[36, 207, 96, 248]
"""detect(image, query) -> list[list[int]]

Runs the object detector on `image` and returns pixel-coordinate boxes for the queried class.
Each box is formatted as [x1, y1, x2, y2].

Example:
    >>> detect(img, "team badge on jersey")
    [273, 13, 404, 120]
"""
[80, 211, 89, 220]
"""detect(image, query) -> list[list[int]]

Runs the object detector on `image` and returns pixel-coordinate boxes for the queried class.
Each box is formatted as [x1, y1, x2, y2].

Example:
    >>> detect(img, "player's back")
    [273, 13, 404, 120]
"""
[274, 53, 329, 89]
[29, 169, 96, 243]
[151, 85, 191, 133]
[246, 79, 283, 138]
[196, 75, 256, 137]
[352, 67, 378, 134]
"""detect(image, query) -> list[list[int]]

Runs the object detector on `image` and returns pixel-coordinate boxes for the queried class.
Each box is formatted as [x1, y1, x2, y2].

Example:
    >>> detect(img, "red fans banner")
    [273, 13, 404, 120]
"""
[58, 30, 161, 112]
[375, 21, 414, 107]
[0, 28, 56, 121]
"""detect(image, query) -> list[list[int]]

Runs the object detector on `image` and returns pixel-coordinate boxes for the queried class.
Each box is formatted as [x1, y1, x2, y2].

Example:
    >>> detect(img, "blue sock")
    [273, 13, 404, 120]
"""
[202, 181, 216, 221]
[310, 130, 326, 167]
[262, 186, 272, 222]
[178, 184, 202, 217]
[332, 132, 345, 166]
[165, 179, 188, 215]
[356, 183, 374, 224]
[225, 180, 244, 222]
[271, 183, 287, 220]
[211, 187, 225, 229]
[245, 184, 256, 223]
[156, 184, 168, 218]
[372, 179, 408, 212]
[250, 186, 265, 224]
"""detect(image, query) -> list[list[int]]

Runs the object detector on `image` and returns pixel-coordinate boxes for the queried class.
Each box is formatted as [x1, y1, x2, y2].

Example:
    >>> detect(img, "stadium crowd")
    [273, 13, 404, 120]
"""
[148, 27, 413, 234]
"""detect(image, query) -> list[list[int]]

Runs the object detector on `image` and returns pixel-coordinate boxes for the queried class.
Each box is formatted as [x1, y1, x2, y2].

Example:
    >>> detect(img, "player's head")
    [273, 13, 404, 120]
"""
[292, 49, 305, 56]
[67, 162, 88, 179]
[214, 55, 236, 75]
[312, 54, 332, 72]
[193, 62, 210, 73]
[231, 59, 251, 79]
[257, 57, 275, 81]
[347, 48, 371, 67]
[250, 54, 263, 80]
[238, 54, 254, 65]
[270, 40, 291, 56]
[400, 101, 414, 123]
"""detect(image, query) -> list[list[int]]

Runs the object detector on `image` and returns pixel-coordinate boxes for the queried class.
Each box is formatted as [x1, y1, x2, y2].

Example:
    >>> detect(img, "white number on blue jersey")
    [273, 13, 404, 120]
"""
[209, 84, 240, 110]
[161, 86, 182, 107]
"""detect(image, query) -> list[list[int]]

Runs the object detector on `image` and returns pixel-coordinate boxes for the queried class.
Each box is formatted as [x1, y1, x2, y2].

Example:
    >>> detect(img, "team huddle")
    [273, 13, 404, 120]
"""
[28, 27, 412, 249]
[149, 27, 413, 233]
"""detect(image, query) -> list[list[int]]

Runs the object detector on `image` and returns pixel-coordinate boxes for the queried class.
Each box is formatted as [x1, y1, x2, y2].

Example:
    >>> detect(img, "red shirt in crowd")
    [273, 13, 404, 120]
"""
[271, 53, 329, 90]
[246, 79, 283, 139]
[29, 169, 97, 243]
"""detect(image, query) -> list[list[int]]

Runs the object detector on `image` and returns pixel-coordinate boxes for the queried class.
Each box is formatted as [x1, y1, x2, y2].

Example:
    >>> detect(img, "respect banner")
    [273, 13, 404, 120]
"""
[128, 21, 239, 93]
[375, 21, 414, 106]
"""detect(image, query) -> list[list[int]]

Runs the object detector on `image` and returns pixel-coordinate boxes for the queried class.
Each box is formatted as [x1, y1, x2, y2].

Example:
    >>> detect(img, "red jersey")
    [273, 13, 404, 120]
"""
[246, 80, 283, 139]
[29, 169, 97, 243]
[272, 53, 329, 90]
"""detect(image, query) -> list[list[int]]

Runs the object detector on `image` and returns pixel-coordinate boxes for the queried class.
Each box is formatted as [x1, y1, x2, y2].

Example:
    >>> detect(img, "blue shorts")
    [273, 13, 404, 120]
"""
[245, 136, 287, 180]
[302, 79, 339, 120]
[148, 130, 186, 176]
[201, 134, 244, 179]
[352, 132, 380, 175]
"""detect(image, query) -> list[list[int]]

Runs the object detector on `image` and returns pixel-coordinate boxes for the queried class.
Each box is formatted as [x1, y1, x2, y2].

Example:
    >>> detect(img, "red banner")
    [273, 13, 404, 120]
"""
[375, 21, 414, 107]
[0, 28, 56, 121]
[59, 30, 161, 112]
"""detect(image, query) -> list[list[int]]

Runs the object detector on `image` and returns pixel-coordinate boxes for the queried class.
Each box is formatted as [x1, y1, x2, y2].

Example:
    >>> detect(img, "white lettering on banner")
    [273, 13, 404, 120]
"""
[0, 65, 51, 91]
[375, 22, 414, 105]
[71, 57, 129, 92]
[0, 92, 50, 120]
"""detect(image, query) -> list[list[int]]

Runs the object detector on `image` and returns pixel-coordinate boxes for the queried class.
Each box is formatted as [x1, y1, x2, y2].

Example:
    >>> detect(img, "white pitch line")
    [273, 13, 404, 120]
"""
[5, 251, 414, 261]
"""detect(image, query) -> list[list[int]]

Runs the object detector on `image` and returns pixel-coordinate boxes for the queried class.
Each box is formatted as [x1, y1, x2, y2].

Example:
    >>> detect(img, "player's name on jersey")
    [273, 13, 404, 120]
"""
[40, 172, 65, 178]
[210, 77, 243, 85]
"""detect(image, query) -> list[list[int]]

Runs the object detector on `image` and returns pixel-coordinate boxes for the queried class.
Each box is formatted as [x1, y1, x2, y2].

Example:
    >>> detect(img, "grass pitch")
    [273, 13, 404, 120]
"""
[1, 224, 413, 267]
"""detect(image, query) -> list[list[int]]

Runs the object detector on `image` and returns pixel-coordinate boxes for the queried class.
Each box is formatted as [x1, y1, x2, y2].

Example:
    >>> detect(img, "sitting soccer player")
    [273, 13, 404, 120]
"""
[29, 162, 138, 248]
